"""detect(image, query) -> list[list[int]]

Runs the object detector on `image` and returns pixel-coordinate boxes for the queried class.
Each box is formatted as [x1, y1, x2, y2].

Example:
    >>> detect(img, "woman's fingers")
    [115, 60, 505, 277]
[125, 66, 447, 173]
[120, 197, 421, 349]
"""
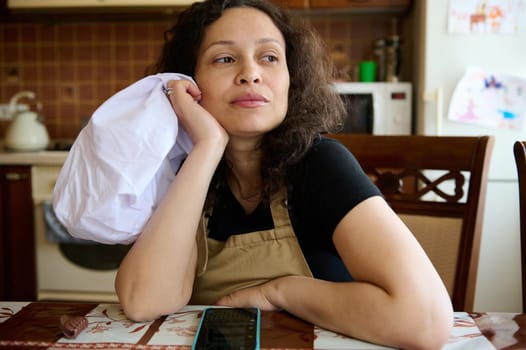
[165, 79, 227, 146]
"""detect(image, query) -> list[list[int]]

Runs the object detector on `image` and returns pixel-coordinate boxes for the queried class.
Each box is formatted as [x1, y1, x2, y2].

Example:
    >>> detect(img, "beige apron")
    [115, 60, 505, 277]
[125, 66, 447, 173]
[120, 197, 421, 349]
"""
[190, 187, 313, 305]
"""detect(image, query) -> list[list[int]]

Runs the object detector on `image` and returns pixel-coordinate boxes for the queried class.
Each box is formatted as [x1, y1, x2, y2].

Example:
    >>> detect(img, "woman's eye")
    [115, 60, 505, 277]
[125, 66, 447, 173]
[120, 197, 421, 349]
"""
[262, 55, 278, 62]
[215, 56, 234, 63]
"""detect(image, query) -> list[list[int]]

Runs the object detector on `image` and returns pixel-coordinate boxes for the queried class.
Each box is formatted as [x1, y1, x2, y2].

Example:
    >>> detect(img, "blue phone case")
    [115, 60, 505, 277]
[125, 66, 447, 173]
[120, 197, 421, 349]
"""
[192, 307, 261, 350]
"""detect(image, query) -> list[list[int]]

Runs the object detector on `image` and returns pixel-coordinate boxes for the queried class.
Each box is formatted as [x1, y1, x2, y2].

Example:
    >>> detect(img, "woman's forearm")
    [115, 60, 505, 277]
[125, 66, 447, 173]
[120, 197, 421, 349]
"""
[269, 277, 452, 350]
[265, 276, 452, 350]
[115, 140, 226, 321]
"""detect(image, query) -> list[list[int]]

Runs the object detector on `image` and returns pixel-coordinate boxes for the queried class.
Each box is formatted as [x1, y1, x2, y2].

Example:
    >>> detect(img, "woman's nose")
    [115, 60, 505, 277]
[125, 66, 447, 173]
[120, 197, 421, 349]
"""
[236, 64, 261, 85]
[239, 75, 260, 84]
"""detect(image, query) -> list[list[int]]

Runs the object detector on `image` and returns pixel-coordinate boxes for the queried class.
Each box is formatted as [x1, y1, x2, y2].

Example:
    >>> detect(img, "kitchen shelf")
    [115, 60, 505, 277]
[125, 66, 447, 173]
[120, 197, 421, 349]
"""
[310, 0, 411, 9]
[7, 0, 198, 8]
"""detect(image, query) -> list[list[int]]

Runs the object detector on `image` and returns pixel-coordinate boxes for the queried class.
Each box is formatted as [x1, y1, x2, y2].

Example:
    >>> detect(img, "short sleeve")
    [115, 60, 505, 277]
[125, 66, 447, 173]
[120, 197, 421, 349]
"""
[289, 136, 382, 242]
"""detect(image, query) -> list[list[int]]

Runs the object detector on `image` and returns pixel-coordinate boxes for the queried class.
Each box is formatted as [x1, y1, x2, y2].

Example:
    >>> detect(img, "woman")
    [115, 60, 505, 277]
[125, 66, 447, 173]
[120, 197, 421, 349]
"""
[115, 0, 453, 348]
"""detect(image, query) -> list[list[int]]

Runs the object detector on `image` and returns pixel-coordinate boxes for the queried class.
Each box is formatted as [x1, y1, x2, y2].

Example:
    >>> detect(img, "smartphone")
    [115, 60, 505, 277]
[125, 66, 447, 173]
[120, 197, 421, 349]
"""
[192, 307, 260, 350]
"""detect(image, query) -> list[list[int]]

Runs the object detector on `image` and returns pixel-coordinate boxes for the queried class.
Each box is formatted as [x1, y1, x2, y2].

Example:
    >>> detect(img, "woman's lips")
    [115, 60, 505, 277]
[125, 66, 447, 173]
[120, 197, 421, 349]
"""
[231, 93, 269, 108]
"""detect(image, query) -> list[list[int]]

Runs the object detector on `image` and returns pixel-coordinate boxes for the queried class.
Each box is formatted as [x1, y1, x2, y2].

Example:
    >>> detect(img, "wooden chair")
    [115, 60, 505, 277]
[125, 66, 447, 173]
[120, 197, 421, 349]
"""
[327, 134, 494, 312]
[514, 141, 526, 313]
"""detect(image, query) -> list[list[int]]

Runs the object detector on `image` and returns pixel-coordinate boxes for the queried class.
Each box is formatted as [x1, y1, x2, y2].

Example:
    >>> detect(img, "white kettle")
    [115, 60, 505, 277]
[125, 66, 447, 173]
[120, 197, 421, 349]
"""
[5, 91, 50, 152]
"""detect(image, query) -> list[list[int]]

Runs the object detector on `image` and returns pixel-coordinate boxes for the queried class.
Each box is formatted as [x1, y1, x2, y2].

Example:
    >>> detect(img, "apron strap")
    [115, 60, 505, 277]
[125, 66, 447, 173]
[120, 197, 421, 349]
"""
[269, 187, 291, 230]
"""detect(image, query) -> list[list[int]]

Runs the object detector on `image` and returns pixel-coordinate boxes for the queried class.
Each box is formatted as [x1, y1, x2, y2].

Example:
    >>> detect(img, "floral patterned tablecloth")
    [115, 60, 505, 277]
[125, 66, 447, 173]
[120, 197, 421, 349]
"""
[0, 302, 501, 349]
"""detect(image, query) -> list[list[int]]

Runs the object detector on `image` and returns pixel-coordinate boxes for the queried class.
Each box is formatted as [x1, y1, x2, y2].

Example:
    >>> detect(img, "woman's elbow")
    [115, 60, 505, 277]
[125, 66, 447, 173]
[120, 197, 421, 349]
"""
[403, 297, 454, 350]
[119, 292, 191, 322]
[116, 281, 192, 322]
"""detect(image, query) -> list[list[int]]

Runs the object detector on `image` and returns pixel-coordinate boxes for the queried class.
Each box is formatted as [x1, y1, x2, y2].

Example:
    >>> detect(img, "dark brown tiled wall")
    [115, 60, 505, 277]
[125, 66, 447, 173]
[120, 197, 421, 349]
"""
[0, 19, 169, 139]
[0, 13, 399, 140]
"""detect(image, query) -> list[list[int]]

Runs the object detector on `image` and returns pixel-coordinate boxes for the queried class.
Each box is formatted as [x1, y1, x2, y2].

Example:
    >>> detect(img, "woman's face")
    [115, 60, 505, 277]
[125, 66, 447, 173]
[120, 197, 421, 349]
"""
[194, 7, 290, 139]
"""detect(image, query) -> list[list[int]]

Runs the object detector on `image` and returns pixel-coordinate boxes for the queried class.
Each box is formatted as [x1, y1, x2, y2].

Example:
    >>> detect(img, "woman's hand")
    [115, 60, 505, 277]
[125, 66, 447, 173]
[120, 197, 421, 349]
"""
[166, 79, 228, 147]
[215, 281, 282, 311]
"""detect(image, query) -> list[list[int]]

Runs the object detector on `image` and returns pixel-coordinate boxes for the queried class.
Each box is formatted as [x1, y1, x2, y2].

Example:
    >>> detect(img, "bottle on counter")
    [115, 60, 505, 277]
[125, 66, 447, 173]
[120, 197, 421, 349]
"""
[330, 45, 352, 81]
[385, 35, 401, 82]
[373, 39, 386, 82]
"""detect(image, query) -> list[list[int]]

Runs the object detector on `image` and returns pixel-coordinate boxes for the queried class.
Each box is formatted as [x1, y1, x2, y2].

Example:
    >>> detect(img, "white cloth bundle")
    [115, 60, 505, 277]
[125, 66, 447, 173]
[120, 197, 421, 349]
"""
[53, 73, 194, 244]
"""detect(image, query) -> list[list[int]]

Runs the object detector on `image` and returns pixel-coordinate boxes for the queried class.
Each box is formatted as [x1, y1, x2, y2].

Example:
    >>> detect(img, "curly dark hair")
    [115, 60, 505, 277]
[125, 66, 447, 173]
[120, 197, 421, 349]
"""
[149, 0, 345, 203]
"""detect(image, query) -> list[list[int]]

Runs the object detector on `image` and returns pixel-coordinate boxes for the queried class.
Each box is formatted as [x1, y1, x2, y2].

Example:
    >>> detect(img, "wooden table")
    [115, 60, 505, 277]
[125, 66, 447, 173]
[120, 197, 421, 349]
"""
[0, 301, 523, 349]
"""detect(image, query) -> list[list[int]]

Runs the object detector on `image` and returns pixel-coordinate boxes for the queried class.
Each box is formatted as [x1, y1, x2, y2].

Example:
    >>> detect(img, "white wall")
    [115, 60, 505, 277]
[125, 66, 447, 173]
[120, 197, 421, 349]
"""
[477, 183, 521, 311]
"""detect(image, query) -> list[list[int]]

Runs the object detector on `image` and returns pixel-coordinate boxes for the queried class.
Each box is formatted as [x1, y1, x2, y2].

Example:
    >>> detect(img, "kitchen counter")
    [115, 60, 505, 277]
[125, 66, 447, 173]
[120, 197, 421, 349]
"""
[0, 150, 68, 166]
[0, 139, 72, 165]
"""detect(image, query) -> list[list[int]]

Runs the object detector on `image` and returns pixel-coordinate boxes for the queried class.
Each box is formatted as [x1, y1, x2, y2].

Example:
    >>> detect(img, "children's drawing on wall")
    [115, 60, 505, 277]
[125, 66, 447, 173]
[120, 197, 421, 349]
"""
[448, 0, 525, 34]
[448, 67, 526, 130]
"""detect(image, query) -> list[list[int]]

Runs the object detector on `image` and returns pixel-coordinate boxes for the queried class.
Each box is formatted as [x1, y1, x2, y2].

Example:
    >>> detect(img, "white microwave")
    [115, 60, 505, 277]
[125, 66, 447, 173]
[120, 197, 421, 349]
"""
[332, 82, 412, 135]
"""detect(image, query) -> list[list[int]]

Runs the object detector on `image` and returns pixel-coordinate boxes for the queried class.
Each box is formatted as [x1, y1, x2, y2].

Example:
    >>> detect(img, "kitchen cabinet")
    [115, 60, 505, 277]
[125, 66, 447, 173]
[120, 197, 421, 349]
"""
[7, 0, 198, 8]
[272, 0, 309, 8]
[6, 0, 411, 11]
[309, 0, 411, 10]
[7, 0, 411, 11]
[0, 165, 36, 301]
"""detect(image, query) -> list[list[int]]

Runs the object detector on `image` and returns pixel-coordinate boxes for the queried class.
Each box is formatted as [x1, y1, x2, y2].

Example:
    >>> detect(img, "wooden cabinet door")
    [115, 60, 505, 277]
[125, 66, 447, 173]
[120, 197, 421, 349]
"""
[309, 0, 411, 9]
[7, 0, 197, 8]
[272, 0, 309, 8]
[0, 166, 36, 301]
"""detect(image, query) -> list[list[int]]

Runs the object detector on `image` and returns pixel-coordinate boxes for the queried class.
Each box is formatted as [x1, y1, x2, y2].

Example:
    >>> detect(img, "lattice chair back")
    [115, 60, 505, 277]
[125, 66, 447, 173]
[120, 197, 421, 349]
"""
[327, 134, 494, 312]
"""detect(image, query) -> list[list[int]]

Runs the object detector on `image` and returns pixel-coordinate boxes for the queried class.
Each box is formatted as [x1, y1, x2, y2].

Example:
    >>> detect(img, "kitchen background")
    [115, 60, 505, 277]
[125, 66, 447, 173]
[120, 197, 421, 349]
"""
[0, 0, 526, 312]
[0, 1, 412, 140]
[0, 0, 419, 305]
[3, 0, 523, 314]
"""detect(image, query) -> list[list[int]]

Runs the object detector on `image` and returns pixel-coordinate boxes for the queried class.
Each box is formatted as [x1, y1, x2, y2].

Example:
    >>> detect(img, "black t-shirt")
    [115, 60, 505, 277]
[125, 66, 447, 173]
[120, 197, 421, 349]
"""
[207, 136, 381, 282]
